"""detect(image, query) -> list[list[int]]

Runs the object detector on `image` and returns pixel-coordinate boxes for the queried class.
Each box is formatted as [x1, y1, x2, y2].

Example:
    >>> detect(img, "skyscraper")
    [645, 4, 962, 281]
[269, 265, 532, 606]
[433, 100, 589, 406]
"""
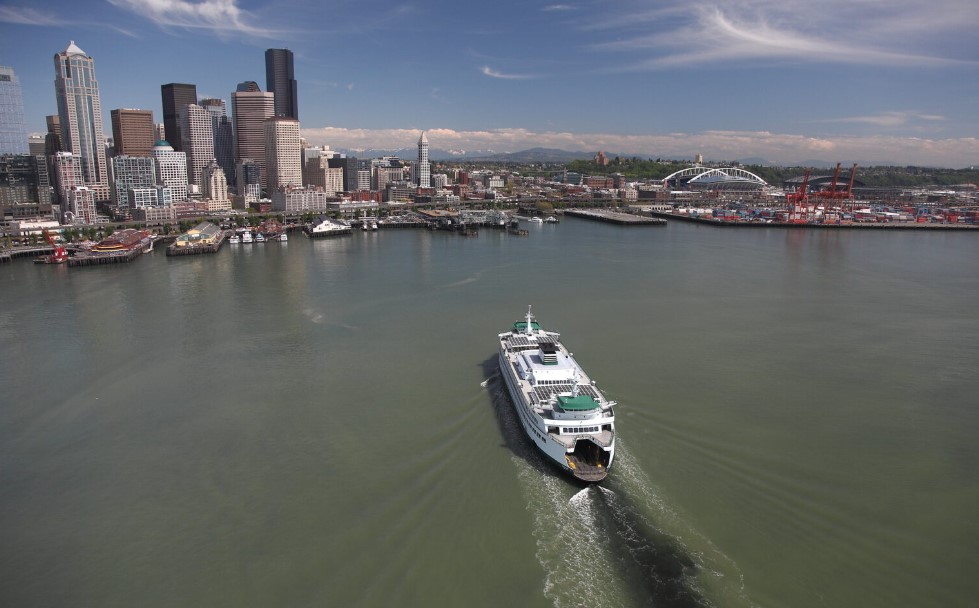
[111, 155, 156, 208]
[265, 49, 297, 119]
[416, 132, 430, 188]
[231, 82, 274, 190]
[0, 66, 28, 155]
[54, 42, 108, 197]
[202, 160, 230, 212]
[51, 151, 83, 208]
[110, 109, 155, 157]
[264, 117, 301, 191]
[179, 103, 214, 189]
[151, 140, 188, 201]
[199, 98, 235, 190]
[160, 83, 197, 152]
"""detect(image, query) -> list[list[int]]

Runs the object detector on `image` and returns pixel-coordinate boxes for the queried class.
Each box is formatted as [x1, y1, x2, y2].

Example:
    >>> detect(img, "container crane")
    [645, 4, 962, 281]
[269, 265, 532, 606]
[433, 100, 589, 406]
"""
[814, 163, 858, 218]
[35, 229, 68, 264]
[784, 169, 811, 223]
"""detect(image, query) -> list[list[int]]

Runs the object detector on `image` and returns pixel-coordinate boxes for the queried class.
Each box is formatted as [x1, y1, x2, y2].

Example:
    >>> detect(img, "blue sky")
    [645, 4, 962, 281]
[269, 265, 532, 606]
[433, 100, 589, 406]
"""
[1, 0, 977, 166]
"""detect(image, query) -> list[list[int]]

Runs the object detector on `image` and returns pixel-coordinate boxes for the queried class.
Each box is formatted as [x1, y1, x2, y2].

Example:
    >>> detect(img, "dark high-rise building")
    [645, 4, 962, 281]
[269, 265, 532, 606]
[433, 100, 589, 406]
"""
[231, 82, 274, 189]
[0, 154, 51, 206]
[199, 98, 235, 189]
[265, 49, 297, 119]
[160, 83, 197, 151]
[111, 109, 155, 157]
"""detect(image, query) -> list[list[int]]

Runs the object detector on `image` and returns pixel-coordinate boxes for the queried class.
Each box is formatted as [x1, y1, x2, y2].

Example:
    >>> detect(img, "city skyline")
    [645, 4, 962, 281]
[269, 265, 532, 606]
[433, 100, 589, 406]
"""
[0, 0, 977, 166]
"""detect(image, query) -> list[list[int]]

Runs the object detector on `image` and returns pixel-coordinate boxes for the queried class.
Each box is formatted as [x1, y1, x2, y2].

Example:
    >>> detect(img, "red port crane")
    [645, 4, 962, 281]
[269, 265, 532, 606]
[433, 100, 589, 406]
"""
[815, 163, 858, 212]
[39, 229, 69, 264]
[785, 169, 811, 223]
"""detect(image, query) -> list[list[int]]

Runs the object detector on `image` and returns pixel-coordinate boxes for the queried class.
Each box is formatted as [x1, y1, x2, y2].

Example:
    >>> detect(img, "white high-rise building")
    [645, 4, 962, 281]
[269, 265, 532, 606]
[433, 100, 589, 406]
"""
[69, 186, 97, 224]
[179, 104, 214, 189]
[416, 131, 430, 189]
[111, 155, 156, 208]
[264, 117, 301, 192]
[52, 151, 83, 208]
[151, 140, 188, 201]
[54, 42, 108, 199]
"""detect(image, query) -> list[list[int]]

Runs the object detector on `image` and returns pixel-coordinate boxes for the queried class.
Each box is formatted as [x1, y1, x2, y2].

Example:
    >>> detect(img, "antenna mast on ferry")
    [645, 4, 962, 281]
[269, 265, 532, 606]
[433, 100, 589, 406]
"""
[525, 305, 533, 335]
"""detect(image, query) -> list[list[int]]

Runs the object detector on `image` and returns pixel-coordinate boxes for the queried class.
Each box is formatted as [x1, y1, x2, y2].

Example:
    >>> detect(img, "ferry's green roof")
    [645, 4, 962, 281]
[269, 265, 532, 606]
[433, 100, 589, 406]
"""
[513, 321, 541, 331]
[557, 395, 599, 411]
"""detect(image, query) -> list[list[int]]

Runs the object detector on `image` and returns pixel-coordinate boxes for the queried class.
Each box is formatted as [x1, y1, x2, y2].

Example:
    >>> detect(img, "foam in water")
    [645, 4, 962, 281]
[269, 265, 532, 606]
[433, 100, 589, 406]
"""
[490, 375, 752, 607]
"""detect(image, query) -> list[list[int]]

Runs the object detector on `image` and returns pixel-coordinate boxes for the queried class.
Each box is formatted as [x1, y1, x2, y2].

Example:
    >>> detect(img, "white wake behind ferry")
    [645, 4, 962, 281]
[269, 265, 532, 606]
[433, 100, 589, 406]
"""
[498, 307, 616, 482]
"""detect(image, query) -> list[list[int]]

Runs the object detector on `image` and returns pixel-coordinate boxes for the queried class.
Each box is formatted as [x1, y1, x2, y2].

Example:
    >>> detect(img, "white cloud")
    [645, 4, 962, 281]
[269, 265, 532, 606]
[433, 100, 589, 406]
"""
[481, 66, 535, 80]
[300, 125, 978, 167]
[828, 112, 947, 128]
[106, 0, 285, 38]
[0, 6, 63, 26]
[585, 0, 979, 68]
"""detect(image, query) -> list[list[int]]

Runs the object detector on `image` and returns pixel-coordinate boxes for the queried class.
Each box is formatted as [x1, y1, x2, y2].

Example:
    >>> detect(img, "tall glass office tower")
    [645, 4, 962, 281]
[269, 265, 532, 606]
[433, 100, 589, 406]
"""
[54, 41, 108, 193]
[265, 49, 298, 119]
[0, 66, 28, 155]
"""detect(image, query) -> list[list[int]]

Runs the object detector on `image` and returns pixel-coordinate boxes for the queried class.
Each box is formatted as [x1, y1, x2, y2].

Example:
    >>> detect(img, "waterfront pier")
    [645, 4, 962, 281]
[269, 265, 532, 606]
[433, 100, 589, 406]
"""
[565, 209, 667, 226]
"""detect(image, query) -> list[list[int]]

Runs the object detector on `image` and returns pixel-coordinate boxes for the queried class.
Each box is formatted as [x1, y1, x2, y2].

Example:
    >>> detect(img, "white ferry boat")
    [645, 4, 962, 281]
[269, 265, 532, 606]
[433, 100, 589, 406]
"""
[498, 307, 615, 482]
[306, 218, 352, 237]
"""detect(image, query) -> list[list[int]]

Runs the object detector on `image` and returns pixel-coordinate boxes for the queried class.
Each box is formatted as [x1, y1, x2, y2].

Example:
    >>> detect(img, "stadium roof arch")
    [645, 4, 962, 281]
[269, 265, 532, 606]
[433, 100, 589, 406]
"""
[663, 166, 769, 190]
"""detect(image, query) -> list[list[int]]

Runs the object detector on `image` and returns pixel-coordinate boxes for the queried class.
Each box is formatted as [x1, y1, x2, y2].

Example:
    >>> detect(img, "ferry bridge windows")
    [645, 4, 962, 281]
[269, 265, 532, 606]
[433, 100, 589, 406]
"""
[562, 426, 599, 434]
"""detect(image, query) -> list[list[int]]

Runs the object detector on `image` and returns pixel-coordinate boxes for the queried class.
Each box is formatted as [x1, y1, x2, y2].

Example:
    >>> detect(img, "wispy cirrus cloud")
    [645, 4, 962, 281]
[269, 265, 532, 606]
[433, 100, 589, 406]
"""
[106, 0, 288, 38]
[300, 125, 979, 167]
[481, 66, 535, 80]
[542, 4, 577, 11]
[827, 112, 946, 128]
[0, 5, 64, 26]
[585, 0, 979, 69]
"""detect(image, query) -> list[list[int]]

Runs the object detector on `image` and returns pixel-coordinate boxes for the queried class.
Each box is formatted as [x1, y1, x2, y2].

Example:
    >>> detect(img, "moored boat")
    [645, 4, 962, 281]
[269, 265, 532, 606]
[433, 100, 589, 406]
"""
[497, 307, 616, 482]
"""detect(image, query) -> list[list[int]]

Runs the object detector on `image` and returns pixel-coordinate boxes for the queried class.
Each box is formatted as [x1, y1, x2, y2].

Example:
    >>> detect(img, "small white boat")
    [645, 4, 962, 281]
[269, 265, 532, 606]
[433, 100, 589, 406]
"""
[229, 234, 241, 244]
[278, 232, 288, 242]
[255, 233, 266, 243]
[241, 231, 253, 243]
[529, 216, 544, 224]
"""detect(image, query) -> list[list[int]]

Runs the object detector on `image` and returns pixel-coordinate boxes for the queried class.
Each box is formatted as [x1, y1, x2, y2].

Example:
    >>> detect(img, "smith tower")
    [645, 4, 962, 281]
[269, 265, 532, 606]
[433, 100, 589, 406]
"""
[265, 49, 298, 119]
[416, 131, 430, 188]
[54, 41, 108, 196]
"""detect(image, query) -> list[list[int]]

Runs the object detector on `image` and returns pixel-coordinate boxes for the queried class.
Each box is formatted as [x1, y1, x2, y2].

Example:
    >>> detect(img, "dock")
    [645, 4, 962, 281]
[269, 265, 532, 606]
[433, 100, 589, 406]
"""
[564, 209, 667, 226]
[649, 211, 979, 230]
[166, 222, 226, 256]
[68, 247, 145, 267]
